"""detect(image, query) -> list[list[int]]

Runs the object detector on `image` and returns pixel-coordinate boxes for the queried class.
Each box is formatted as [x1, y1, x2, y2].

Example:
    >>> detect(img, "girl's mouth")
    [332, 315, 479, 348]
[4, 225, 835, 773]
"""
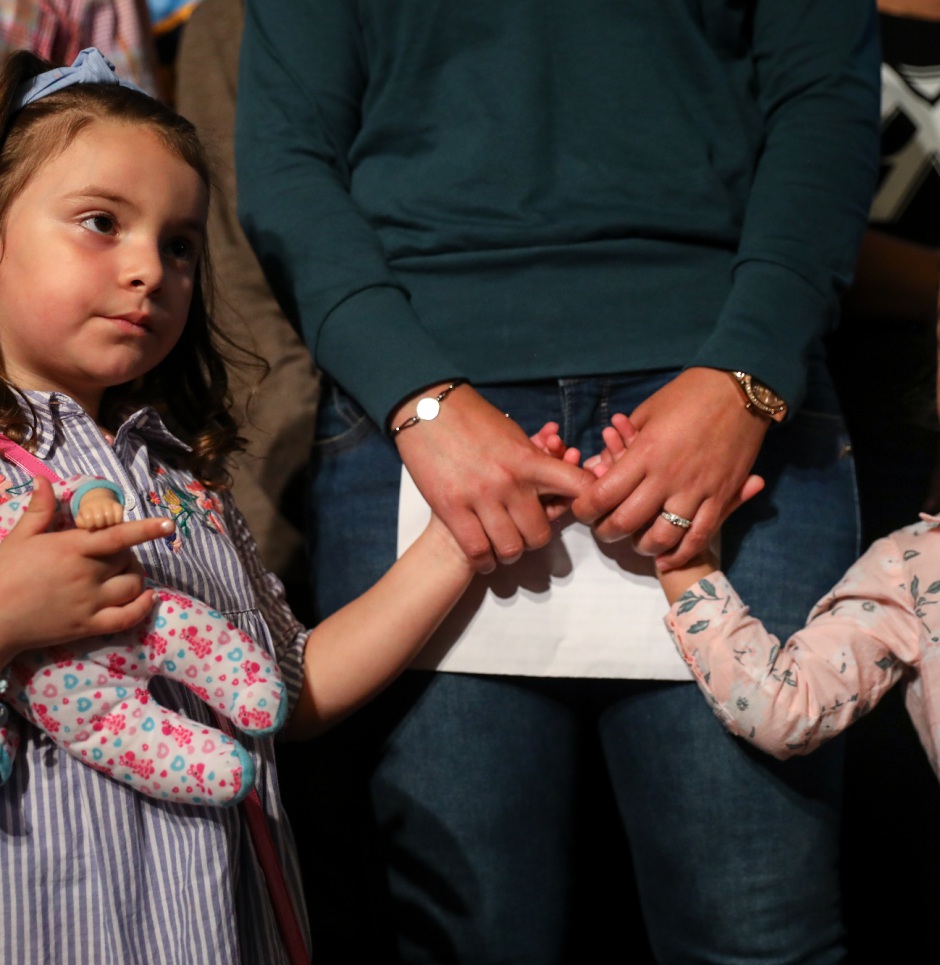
[107, 312, 151, 332]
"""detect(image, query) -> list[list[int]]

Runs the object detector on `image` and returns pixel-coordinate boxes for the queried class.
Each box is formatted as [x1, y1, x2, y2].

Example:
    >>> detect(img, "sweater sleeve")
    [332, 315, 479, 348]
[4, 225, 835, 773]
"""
[689, 0, 881, 407]
[664, 536, 922, 758]
[236, 0, 463, 425]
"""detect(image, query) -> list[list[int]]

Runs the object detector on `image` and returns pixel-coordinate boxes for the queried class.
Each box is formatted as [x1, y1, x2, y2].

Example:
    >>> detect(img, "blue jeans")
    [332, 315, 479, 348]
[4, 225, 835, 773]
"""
[304, 366, 856, 963]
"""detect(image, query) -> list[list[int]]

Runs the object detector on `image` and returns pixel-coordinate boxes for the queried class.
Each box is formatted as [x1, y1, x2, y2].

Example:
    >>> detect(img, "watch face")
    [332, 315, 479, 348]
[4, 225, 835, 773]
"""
[753, 384, 777, 407]
[746, 378, 786, 417]
[732, 371, 786, 419]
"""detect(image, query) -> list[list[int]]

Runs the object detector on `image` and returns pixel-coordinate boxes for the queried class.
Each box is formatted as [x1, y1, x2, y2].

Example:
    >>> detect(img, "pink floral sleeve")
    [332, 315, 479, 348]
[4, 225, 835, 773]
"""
[664, 528, 930, 759]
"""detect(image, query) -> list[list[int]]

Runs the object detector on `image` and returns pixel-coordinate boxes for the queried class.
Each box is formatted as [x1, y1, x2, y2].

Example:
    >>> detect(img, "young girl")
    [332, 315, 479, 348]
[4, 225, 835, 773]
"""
[594, 412, 940, 781]
[0, 47, 563, 963]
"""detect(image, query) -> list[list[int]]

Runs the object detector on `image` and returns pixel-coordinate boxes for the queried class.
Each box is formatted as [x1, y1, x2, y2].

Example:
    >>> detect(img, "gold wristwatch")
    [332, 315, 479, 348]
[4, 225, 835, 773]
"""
[729, 371, 788, 422]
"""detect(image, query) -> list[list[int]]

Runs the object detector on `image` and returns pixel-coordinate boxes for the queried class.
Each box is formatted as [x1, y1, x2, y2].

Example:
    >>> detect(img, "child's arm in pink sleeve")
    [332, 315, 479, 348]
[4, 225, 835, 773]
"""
[663, 532, 925, 758]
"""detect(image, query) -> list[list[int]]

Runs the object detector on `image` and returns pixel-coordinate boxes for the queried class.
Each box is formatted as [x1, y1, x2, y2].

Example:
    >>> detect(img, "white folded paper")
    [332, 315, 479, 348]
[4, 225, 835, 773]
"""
[398, 467, 695, 680]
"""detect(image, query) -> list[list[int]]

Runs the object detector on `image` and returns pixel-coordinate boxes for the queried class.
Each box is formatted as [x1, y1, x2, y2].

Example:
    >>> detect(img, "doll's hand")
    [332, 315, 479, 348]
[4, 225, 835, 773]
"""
[75, 487, 125, 531]
[5, 582, 287, 806]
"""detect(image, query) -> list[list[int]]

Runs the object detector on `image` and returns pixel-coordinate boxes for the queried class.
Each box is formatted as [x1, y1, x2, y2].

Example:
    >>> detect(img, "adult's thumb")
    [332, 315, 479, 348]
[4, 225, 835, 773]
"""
[535, 453, 593, 498]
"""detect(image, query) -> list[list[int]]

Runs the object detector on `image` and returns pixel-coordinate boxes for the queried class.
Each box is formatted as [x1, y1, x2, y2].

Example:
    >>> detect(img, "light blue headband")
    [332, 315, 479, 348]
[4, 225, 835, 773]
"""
[11, 47, 147, 112]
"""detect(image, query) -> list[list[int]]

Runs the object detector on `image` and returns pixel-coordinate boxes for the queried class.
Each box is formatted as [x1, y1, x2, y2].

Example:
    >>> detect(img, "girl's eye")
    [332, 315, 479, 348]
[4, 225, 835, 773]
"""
[167, 237, 196, 261]
[80, 214, 116, 235]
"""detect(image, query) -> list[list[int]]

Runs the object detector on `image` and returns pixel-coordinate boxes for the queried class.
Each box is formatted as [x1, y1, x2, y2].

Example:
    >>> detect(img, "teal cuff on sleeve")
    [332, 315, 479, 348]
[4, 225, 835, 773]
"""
[689, 260, 836, 411]
[70, 479, 125, 520]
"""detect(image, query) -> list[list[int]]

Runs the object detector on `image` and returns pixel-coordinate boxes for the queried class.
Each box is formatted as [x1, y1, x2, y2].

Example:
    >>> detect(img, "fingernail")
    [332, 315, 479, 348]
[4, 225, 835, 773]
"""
[158, 519, 175, 533]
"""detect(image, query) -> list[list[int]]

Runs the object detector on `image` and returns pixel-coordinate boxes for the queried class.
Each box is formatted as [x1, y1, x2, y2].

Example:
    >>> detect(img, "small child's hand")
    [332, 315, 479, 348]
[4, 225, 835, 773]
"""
[75, 487, 125, 530]
[584, 413, 638, 478]
[529, 422, 581, 521]
[657, 553, 721, 605]
[529, 421, 581, 465]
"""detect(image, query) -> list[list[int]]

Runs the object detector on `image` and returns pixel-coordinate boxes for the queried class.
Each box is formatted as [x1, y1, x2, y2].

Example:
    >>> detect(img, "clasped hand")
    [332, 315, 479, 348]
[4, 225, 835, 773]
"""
[395, 371, 768, 573]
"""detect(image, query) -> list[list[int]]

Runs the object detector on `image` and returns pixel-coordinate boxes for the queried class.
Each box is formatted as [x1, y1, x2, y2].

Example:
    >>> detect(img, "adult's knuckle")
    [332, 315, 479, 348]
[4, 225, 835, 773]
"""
[635, 532, 669, 557]
[597, 519, 632, 545]
[608, 506, 640, 539]
[682, 530, 710, 556]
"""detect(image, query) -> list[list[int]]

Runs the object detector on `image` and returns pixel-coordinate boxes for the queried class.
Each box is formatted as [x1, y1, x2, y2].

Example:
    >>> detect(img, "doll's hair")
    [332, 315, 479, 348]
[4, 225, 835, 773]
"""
[0, 50, 243, 488]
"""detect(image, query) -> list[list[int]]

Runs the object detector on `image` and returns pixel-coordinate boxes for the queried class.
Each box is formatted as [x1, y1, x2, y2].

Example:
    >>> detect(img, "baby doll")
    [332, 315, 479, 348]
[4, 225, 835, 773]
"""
[0, 473, 285, 806]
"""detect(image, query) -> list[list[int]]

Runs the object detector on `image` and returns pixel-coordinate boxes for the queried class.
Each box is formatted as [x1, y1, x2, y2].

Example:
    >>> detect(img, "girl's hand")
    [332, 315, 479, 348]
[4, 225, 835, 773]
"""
[657, 554, 721, 605]
[529, 421, 582, 521]
[0, 478, 174, 664]
[529, 421, 581, 464]
[584, 413, 639, 478]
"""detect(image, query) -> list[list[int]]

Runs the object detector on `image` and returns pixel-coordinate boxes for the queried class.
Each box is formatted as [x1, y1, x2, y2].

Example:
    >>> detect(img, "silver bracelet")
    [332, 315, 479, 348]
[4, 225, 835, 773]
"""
[390, 383, 461, 436]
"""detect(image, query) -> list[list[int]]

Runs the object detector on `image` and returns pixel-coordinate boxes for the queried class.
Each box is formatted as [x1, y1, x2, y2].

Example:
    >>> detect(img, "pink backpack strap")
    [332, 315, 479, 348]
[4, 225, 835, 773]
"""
[0, 432, 63, 484]
[215, 715, 311, 963]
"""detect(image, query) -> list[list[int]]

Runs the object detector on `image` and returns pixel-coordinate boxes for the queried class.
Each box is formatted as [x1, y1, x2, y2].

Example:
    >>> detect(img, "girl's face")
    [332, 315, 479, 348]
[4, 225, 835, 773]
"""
[0, 118, 208, 418]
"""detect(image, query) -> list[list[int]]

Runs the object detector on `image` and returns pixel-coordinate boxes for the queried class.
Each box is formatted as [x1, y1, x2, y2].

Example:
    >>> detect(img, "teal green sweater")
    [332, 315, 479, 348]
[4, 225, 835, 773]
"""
[237, 0, 880, 425]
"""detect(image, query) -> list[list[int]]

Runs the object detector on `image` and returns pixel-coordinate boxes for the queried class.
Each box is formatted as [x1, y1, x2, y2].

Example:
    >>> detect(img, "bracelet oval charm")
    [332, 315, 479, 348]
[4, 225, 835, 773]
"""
[391, 382, 461, 435]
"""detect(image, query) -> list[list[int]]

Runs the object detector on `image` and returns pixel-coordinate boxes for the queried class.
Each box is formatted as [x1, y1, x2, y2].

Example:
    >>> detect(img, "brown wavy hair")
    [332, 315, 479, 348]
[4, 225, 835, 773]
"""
[0, 50, 244, 488]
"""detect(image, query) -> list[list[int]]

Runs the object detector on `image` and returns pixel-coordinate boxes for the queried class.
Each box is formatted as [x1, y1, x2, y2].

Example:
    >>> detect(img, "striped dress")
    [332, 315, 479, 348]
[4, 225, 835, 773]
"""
[0, 392, 309, 964]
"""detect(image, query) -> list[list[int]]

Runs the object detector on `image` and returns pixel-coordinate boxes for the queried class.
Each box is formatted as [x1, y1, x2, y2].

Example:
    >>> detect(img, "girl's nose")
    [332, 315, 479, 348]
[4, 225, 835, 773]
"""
[124, 245, 164, 293]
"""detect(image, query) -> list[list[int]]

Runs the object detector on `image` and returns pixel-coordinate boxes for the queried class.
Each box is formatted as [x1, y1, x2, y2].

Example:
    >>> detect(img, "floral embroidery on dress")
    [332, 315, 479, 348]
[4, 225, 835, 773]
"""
[156, 483, 226, 553]
[184, 480, 225, 535]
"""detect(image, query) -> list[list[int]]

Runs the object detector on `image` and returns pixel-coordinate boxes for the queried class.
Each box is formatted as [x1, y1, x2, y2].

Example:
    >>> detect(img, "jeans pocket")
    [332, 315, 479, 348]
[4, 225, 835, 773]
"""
[314, 382, 376, 458]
